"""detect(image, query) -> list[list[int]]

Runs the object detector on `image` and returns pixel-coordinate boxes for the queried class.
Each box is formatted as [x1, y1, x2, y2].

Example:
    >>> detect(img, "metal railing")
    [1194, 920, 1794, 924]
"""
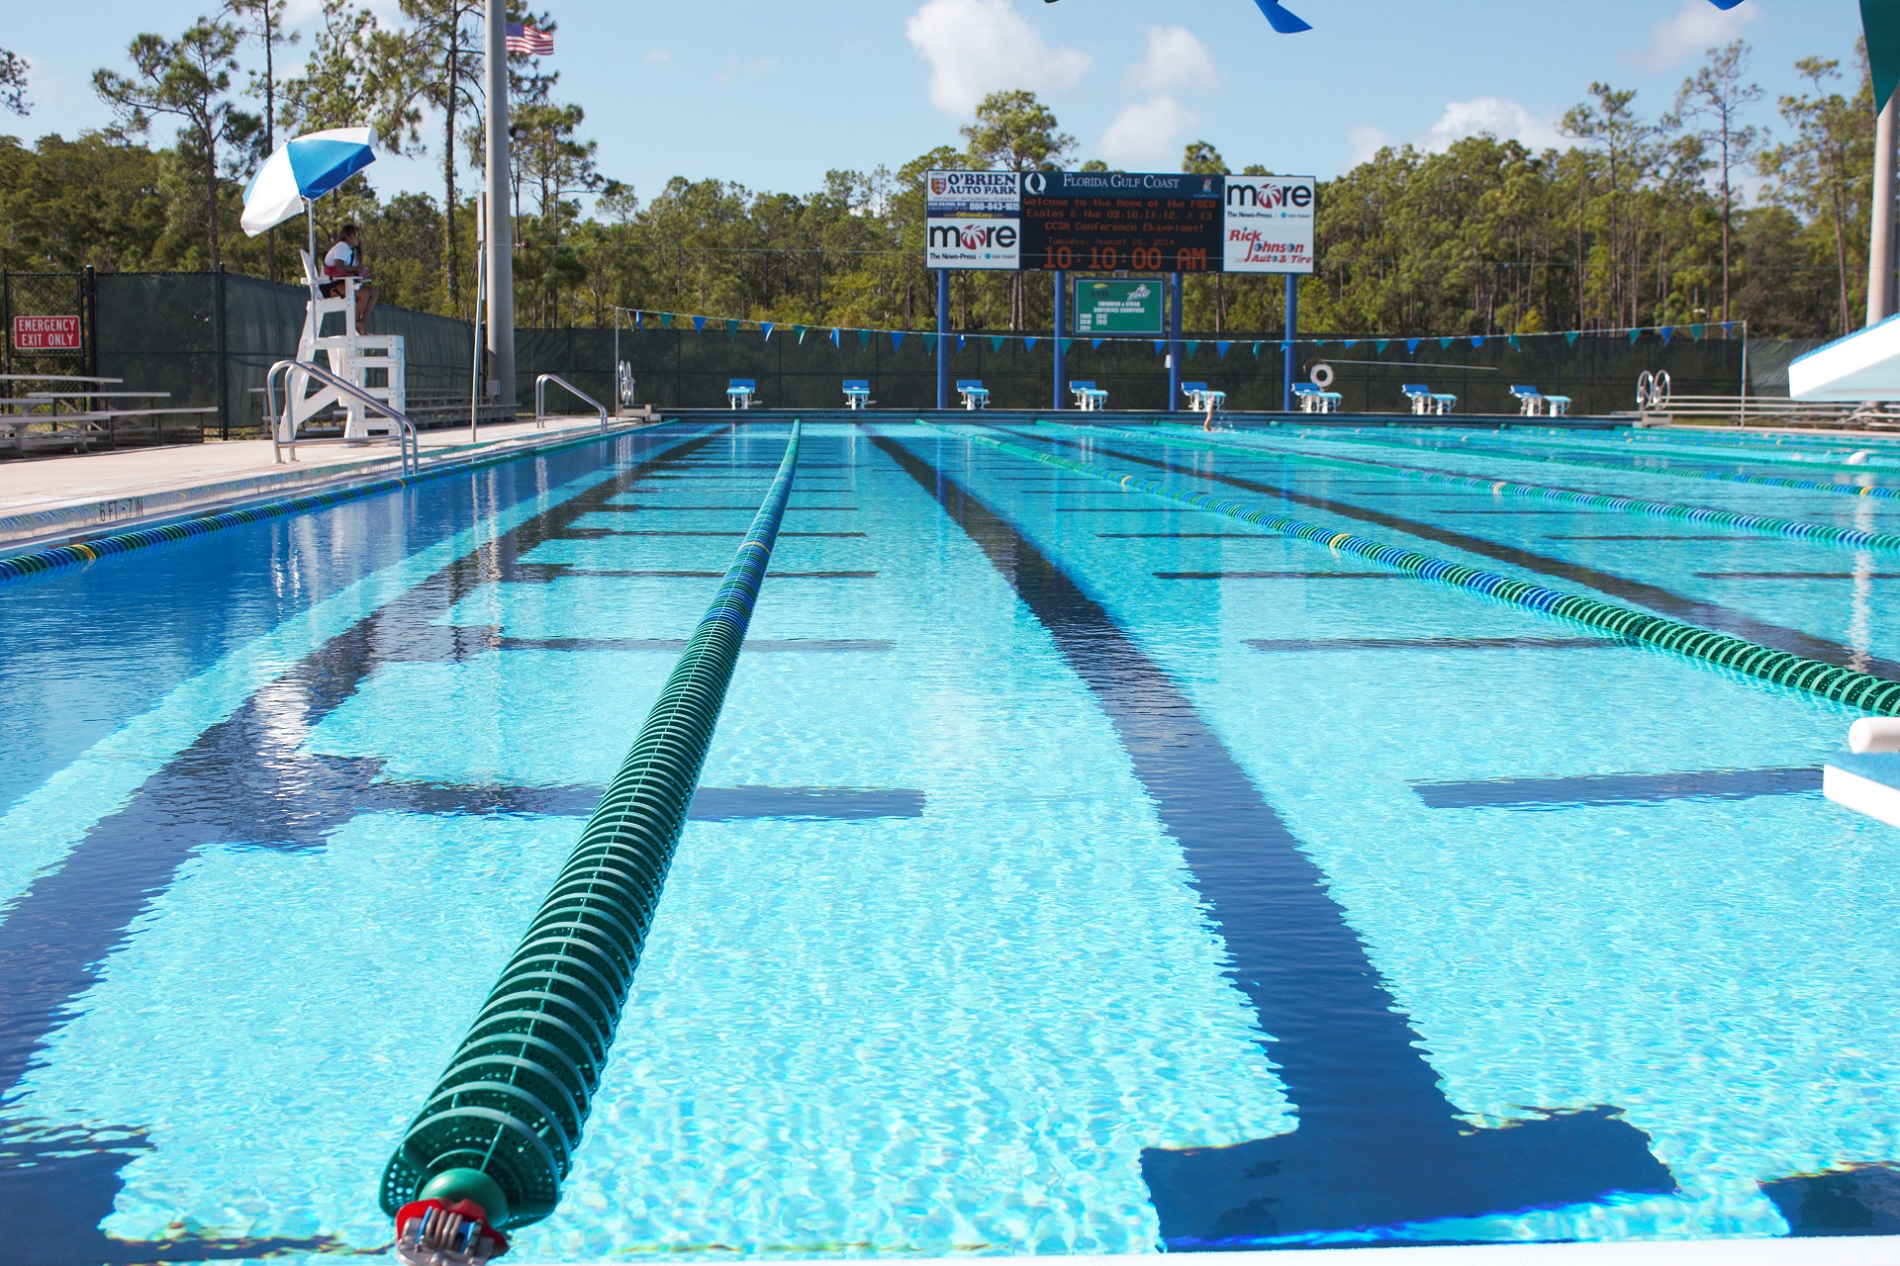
[265, 359, 419, 476]
[535, 373, 608, 432]
[1632, 368, 1900, 431]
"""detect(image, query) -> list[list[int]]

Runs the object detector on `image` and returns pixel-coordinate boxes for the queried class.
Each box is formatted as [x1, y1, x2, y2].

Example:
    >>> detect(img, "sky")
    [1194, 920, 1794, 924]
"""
[0, 0, 1870, 211]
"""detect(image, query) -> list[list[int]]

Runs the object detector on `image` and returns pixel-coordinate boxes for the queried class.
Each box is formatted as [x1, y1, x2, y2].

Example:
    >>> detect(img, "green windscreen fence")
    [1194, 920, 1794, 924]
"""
[548, 324, 1774, 416]
[0, 267, 1825, 435]
[91, 271, 474, 437]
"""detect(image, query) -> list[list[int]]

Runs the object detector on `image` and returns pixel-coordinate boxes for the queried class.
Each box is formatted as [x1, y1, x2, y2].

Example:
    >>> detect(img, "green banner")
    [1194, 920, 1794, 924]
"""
[1072, 277, 1164, 335]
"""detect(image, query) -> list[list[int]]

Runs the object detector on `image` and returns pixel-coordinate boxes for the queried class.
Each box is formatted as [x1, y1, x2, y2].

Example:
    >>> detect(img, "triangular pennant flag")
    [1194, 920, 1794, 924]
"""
[795, 325, 807, 343]
[1185, 340, 1200, 359]
[634, 310, 644, 330]
[830, 328, 841, 347]
[1093, 338, 1105, 350]
[1508, 335, 1521, 350]
[1252, 341, 1263, 357]
[1660, 326, 1674, 345]
[1024, 336, 1038, 351]
[1629, 328, 1641, 344]
[1470, 336, 1484, 348]
[692, 316, 706, 333]
[1060, 338, 1072, 353]
[1375, 339, 1389, 353]
[990, 335, 1006, 352]
[1689, 323, 1705, 340]
[761, 322, 774, 342]
[725, 319, 739, 337]
[957, 334, 966, 351]
[1720, 322, 1735, 337]
[1438, 337, 1453, 350]
[658, 312, 672, 328]
[858, 329, 871, 348]
[1406, 338, 1421, 354]
[1565, 330, 1580, 345]
[891, 330, 904, 351]
[1154, 340, 1167, 355]
[1218, 340, 1233, 358]
[1342, 339, 1357, 349]
[924, 333, 937, 352]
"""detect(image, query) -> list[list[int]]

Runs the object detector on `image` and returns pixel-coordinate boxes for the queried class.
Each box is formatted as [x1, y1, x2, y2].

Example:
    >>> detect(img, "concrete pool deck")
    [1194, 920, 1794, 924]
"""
[0, 412, 663, 554]
[751, 1239, 1896, 1265]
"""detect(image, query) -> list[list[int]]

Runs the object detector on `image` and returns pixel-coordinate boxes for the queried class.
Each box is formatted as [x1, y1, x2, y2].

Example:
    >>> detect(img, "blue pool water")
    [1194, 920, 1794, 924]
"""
[2, 420, 1898, 1262]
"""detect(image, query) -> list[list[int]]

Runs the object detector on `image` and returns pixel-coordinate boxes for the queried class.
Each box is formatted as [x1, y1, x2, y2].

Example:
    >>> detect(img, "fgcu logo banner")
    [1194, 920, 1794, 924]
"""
[925, 169, 1021, 269]
[1222, 175, 1316, 274]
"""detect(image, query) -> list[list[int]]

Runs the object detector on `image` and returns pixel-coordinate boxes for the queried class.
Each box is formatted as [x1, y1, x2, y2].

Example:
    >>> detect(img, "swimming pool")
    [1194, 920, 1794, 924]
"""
[2, 418, 1897, 1262]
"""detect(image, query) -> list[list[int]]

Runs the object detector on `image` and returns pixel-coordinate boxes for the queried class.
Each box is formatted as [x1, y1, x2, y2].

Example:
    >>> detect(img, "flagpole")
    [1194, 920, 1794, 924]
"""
[484, 0, 517, 412]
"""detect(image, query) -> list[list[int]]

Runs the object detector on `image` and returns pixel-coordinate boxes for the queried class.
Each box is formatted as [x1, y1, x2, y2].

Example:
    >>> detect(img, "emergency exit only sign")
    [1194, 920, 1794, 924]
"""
[13, 315, 81, 351]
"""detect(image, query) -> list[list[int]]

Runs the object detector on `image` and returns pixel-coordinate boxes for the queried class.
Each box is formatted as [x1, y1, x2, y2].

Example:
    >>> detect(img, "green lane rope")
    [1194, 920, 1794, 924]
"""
[378, 422, 803, 1232]
[1075, 420, 1900, 553]
[1279, 424, 1900, 503]
[924, 421, 1900, 716]
[0, 421, 681, 586]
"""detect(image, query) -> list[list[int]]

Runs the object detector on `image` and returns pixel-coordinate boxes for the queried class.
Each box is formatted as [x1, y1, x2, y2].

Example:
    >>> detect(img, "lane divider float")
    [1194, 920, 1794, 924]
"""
[1277, 424, 1900, 503]
[1069, 420, 1900, 553]
[377, 422, 803, 1264]
[924, 420, 1900, 716]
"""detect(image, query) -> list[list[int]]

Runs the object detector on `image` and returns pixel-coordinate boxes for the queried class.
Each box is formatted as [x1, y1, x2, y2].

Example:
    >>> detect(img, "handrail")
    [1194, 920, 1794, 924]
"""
[536, 373, 608, 433]
[265, 358, 418, 476]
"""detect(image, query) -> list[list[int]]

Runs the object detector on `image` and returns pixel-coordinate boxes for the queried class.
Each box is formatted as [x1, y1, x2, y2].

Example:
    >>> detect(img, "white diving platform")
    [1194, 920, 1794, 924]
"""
[1824, 717, 1900, 828]
[1789, 313, 1900, 401]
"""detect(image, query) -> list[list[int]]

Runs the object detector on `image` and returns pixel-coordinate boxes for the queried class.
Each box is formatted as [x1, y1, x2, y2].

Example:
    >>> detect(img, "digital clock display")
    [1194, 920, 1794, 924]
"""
[1018, 171, 1225, 273]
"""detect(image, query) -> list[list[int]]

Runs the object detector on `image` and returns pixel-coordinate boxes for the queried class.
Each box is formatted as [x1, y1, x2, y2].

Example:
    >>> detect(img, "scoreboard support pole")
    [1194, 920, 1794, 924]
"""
[1052, 270, 1067, 410]
[1168, 272, 1184, 411]
[936, 269, 950, 410]
[1282, 273, 1299, 413]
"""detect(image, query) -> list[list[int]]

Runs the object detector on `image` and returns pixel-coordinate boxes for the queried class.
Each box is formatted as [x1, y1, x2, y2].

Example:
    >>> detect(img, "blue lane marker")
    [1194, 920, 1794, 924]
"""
[875, 433, 1675, 1247]
[1413, 767, 1817, 811]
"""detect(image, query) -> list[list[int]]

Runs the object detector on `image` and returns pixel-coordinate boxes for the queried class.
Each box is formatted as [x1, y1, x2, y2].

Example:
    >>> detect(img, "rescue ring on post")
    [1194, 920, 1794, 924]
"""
[1309, 363, 1335, 389]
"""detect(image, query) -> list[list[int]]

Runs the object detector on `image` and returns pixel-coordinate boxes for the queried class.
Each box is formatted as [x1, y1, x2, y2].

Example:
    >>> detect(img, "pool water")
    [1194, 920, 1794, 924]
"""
[2, 420, 1898, 1262]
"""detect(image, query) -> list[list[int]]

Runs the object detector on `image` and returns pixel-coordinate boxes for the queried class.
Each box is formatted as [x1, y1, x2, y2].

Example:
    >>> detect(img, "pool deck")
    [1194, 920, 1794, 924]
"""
[0, 413, 660, 555]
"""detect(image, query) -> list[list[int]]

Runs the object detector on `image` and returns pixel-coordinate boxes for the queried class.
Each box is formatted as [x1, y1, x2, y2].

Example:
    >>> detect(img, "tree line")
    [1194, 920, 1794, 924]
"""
[0, 10, 1879, 340]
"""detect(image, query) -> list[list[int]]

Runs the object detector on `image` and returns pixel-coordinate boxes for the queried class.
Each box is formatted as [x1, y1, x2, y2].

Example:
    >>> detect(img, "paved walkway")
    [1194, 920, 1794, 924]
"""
[0, 414, 657, 550]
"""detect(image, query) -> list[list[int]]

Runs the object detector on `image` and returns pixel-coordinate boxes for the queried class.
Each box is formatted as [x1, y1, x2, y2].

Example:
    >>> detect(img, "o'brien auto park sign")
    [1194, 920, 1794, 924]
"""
[924, 170, 1315, 274]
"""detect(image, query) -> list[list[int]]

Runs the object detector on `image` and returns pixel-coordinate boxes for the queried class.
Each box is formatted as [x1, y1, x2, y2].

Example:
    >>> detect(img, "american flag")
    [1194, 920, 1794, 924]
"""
[505, 21, 554, 56]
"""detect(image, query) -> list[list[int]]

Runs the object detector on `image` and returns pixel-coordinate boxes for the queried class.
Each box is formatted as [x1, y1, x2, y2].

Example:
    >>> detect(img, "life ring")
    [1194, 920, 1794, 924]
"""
[1309, 362, 1335, 389]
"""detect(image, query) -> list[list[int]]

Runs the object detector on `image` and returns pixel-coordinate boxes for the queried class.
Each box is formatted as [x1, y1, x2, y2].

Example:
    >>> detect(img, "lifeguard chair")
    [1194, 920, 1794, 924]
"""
[278, 249, 407, 441]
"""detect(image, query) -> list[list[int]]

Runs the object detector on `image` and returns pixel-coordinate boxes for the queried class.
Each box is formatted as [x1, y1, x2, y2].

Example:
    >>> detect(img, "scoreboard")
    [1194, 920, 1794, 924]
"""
[925, 169, 1315, 275]
[1021, 171, 1222, 273]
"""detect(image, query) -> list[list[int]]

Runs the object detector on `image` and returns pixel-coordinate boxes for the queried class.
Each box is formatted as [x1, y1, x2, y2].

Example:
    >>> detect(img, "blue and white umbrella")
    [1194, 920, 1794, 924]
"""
[241, 126, 377, 236]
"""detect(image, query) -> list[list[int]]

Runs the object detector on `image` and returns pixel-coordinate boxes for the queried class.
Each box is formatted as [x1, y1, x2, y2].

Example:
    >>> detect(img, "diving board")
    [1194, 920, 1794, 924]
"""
[1790, 313, 1900, 401]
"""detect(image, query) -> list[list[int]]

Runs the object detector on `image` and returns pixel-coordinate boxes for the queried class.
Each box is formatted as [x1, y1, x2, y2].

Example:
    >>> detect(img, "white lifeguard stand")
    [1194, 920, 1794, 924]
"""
[278, 249, 407, 441]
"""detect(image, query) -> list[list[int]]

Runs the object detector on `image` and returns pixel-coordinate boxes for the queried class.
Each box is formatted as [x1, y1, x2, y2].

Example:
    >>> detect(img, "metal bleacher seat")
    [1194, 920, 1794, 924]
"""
[956, 379, 990, 410]
[1069, 380, 1109, 411]
[1290, 383, 1340, 413]
[842, 379, 871, 409]
[727, 378, 757, 409]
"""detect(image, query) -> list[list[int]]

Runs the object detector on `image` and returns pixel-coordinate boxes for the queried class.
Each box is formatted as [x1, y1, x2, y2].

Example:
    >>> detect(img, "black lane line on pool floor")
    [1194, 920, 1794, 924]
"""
[872, 432, 1674, 1246]
[0, 428, 808, 1259]
[1049, 436, 1900, 681]
[1249, 637, 1622, 652]
[1412, 767, 1815, 810]
[499, 637, 894, 654]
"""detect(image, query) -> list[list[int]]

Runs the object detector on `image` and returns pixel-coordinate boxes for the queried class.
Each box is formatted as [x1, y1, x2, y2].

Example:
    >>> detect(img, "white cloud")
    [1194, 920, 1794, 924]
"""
[1126, 26, 1218, 94]
[1420, 98, 1566, 153]
[1098, 95, 1199, 169]
[905, 0, 1090, 116]
[1624, 0, 1758, 74]
[1345, 124, 1391, 167]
